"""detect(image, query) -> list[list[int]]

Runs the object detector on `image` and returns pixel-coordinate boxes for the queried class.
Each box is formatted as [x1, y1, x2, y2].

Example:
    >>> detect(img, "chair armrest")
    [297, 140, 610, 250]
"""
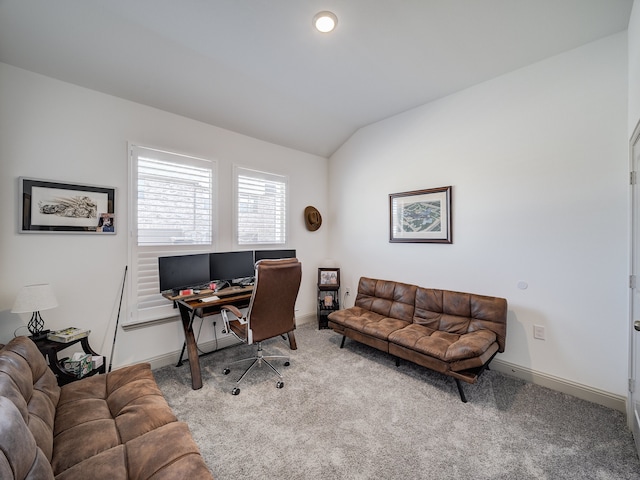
[221, 304, 244, 318]
[220, 305, 248, 341]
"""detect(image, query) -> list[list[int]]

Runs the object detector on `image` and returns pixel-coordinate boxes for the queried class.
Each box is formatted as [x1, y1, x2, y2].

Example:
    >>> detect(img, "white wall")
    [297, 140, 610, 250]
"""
[0, 63, 329, 367]
[329, 33, 629, 396]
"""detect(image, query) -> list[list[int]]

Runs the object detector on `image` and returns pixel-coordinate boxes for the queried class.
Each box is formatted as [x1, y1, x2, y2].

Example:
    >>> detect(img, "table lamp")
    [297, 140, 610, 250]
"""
[12, 284, 58, 340]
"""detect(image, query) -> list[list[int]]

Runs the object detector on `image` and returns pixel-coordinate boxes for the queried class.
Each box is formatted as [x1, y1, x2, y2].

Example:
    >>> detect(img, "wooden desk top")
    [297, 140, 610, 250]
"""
[162, 284, 252, 301]
[163, 285, 253, 311]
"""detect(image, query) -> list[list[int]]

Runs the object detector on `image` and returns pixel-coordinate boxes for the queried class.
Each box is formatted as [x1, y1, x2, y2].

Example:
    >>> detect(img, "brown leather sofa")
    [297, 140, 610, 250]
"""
[328, 277, 507, 402]
[0, 336, 214, 479]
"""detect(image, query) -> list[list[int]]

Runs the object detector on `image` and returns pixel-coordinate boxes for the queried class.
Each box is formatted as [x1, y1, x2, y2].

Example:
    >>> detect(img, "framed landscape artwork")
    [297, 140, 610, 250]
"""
[20, 177, 116, 234]
[389, 186, 452, 243]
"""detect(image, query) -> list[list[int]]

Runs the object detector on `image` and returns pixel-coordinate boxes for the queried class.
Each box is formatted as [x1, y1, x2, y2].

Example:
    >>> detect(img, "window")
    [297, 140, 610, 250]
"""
[235, 166, 287, 246]
[128, 144, 215, 325]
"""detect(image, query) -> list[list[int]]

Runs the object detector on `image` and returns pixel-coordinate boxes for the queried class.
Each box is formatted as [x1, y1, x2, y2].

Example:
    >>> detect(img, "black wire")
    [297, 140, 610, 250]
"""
[195, 316, 206, 354]
[195, 317, 220, 355]
[13, 325, 29, 338]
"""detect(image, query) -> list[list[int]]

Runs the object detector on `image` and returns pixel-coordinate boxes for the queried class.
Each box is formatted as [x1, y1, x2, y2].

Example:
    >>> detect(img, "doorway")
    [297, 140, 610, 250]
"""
[629, 118, 640, 457]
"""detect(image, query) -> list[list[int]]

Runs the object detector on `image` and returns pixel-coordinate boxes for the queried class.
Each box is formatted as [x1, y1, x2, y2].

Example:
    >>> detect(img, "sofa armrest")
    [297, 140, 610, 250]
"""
[0, 397, 55, 480]
[445, 329, 497, 361]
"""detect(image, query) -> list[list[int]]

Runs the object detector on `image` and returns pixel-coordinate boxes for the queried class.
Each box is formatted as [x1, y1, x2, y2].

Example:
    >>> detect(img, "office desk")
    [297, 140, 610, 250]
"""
[165, 286, 298, 390]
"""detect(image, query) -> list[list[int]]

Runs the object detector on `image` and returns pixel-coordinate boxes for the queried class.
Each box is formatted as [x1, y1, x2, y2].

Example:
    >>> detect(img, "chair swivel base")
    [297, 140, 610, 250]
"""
[223, 345, 290, 395]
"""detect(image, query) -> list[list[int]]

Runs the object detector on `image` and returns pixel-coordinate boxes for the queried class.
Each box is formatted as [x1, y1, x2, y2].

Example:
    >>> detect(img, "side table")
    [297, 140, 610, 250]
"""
[317, 288, 340, 329]
[31, 335, 106, 386]
[317, 267, 341, 329]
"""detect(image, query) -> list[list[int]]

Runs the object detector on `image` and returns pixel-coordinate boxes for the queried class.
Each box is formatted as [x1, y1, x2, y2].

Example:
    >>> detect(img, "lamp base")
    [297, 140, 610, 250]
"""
[29, 329, 50, 342]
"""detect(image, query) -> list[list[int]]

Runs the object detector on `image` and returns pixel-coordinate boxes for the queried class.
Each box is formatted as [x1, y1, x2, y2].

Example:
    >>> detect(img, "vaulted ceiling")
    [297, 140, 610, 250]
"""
[0, 1, 633, 157]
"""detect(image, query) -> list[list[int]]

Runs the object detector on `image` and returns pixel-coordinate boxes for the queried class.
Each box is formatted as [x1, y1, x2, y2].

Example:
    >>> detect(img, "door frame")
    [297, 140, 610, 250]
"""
[628, 118, 640, 452]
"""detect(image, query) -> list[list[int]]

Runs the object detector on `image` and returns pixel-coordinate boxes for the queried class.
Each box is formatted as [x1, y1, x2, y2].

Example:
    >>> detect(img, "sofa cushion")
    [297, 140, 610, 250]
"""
[355, 278, 416, 322]
[0, 396, 55, 480]
[0, 337, 60, 462]
[445, 329, 498, 361]
[413, 287, 507, 352]
[52, 363, 179, 476]
[388, 323, 497, 362]
[327, 307, 409, 341]
[53, 422, 213, 480]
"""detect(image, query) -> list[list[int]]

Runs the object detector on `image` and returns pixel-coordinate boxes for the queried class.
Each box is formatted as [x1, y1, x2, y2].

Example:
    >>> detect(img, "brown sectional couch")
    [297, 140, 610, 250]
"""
[0, 336, 214, 479]
[327, 277, 507, 402]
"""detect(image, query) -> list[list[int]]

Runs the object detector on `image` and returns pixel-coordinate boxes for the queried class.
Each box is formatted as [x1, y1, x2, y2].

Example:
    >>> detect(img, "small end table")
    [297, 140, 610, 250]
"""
[31, 335, 106, 386]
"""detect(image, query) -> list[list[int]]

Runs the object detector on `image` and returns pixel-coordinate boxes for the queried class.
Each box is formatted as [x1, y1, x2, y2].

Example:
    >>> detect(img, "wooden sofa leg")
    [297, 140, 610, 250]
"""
[455, 379, 468, 403]
[340, 336, 346, 348]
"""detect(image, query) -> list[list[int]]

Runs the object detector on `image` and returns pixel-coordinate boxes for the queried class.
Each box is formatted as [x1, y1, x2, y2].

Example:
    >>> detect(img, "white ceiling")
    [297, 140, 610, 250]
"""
[0, 0, 633, 157]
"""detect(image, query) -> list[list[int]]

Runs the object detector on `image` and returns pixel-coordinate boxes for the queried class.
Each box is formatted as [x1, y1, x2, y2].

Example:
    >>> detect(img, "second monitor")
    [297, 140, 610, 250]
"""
[209, 250, 255, 285]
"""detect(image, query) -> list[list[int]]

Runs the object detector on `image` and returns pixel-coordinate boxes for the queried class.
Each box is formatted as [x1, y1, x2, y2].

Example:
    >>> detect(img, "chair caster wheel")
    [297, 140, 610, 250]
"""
[232, 387, 240, 395]
[284, 361, 290, 367]
[223, 368, 230, 375]
[276, 381, 284, 389]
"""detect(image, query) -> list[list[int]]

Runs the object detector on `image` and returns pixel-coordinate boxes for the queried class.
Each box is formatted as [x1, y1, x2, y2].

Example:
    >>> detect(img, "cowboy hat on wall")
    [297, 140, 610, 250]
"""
[304, 206, 322, 231]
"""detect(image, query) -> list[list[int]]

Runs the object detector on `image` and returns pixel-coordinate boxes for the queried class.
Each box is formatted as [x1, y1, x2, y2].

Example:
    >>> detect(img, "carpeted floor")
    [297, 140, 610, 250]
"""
[153, 322, 640, 479]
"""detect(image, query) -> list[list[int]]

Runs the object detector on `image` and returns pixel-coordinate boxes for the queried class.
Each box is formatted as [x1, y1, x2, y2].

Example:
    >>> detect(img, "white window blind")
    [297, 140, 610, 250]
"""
[128, 145, 215, 325]
[235, 166, 287, 246]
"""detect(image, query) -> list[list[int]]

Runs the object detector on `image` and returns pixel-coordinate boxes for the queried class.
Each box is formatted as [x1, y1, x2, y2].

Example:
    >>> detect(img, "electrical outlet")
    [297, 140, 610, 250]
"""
[533, 325, 545, 340]
[345, 287, 351, 296]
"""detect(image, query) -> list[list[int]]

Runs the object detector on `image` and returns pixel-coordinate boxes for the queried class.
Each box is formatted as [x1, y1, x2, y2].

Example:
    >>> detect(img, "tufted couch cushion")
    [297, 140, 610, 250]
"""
[412, 287, 507, 352]
[354, 277, 417, 322]
[0, 336, 214, 480]
[0, 335, 60, 474]
[0, 396, 55, 479]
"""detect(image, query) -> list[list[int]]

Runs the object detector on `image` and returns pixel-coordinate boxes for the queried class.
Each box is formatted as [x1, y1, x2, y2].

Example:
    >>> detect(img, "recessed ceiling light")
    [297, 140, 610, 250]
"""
[313, 11, 338, 33]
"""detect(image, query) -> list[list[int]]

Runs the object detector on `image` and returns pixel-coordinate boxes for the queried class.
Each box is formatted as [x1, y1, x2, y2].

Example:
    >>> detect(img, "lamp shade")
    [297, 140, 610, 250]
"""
[12, 284, 58, 313]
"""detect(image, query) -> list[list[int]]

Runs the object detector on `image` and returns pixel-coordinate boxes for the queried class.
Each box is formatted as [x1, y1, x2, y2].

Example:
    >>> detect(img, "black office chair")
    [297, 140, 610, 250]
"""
[220, 258, 302, 395]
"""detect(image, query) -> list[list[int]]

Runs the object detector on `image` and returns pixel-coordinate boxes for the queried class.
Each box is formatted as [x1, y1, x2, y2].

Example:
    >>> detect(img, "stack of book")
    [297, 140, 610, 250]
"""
[47, 327, 90, 343]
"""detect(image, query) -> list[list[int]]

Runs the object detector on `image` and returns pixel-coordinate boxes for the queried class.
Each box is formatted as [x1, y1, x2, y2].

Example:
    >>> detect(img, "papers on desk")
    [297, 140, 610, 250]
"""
[198, 295, 220, 303]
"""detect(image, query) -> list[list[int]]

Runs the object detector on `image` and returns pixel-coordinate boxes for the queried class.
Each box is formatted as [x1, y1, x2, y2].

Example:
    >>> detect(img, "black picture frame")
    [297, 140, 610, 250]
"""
[389, 186, 452, 243]
[20, 177, 116, 234]
[318, 267, 340, 289]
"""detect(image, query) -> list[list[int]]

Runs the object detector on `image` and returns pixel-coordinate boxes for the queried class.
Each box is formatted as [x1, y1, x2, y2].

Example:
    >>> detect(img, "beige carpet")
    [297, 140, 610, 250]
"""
[153, 322, 640, 479]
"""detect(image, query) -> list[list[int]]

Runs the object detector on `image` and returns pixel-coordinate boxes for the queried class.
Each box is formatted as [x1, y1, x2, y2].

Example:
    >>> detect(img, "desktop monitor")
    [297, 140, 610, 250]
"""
[209, 250, 255, 283]
[254, 249, 296, 262]
[158, 253, 211, 292]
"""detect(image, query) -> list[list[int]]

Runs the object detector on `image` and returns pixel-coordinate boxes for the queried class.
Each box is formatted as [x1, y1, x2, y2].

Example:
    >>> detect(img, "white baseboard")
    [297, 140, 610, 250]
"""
[145, 333, 242, 371]
[295, 312, 316, 325]
[144, 312, 318, 371]
[491, 358, 626, 413]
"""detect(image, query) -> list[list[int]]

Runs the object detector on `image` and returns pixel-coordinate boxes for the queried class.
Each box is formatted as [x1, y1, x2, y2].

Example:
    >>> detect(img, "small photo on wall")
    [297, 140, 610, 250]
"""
[97, 213, 115, 232]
